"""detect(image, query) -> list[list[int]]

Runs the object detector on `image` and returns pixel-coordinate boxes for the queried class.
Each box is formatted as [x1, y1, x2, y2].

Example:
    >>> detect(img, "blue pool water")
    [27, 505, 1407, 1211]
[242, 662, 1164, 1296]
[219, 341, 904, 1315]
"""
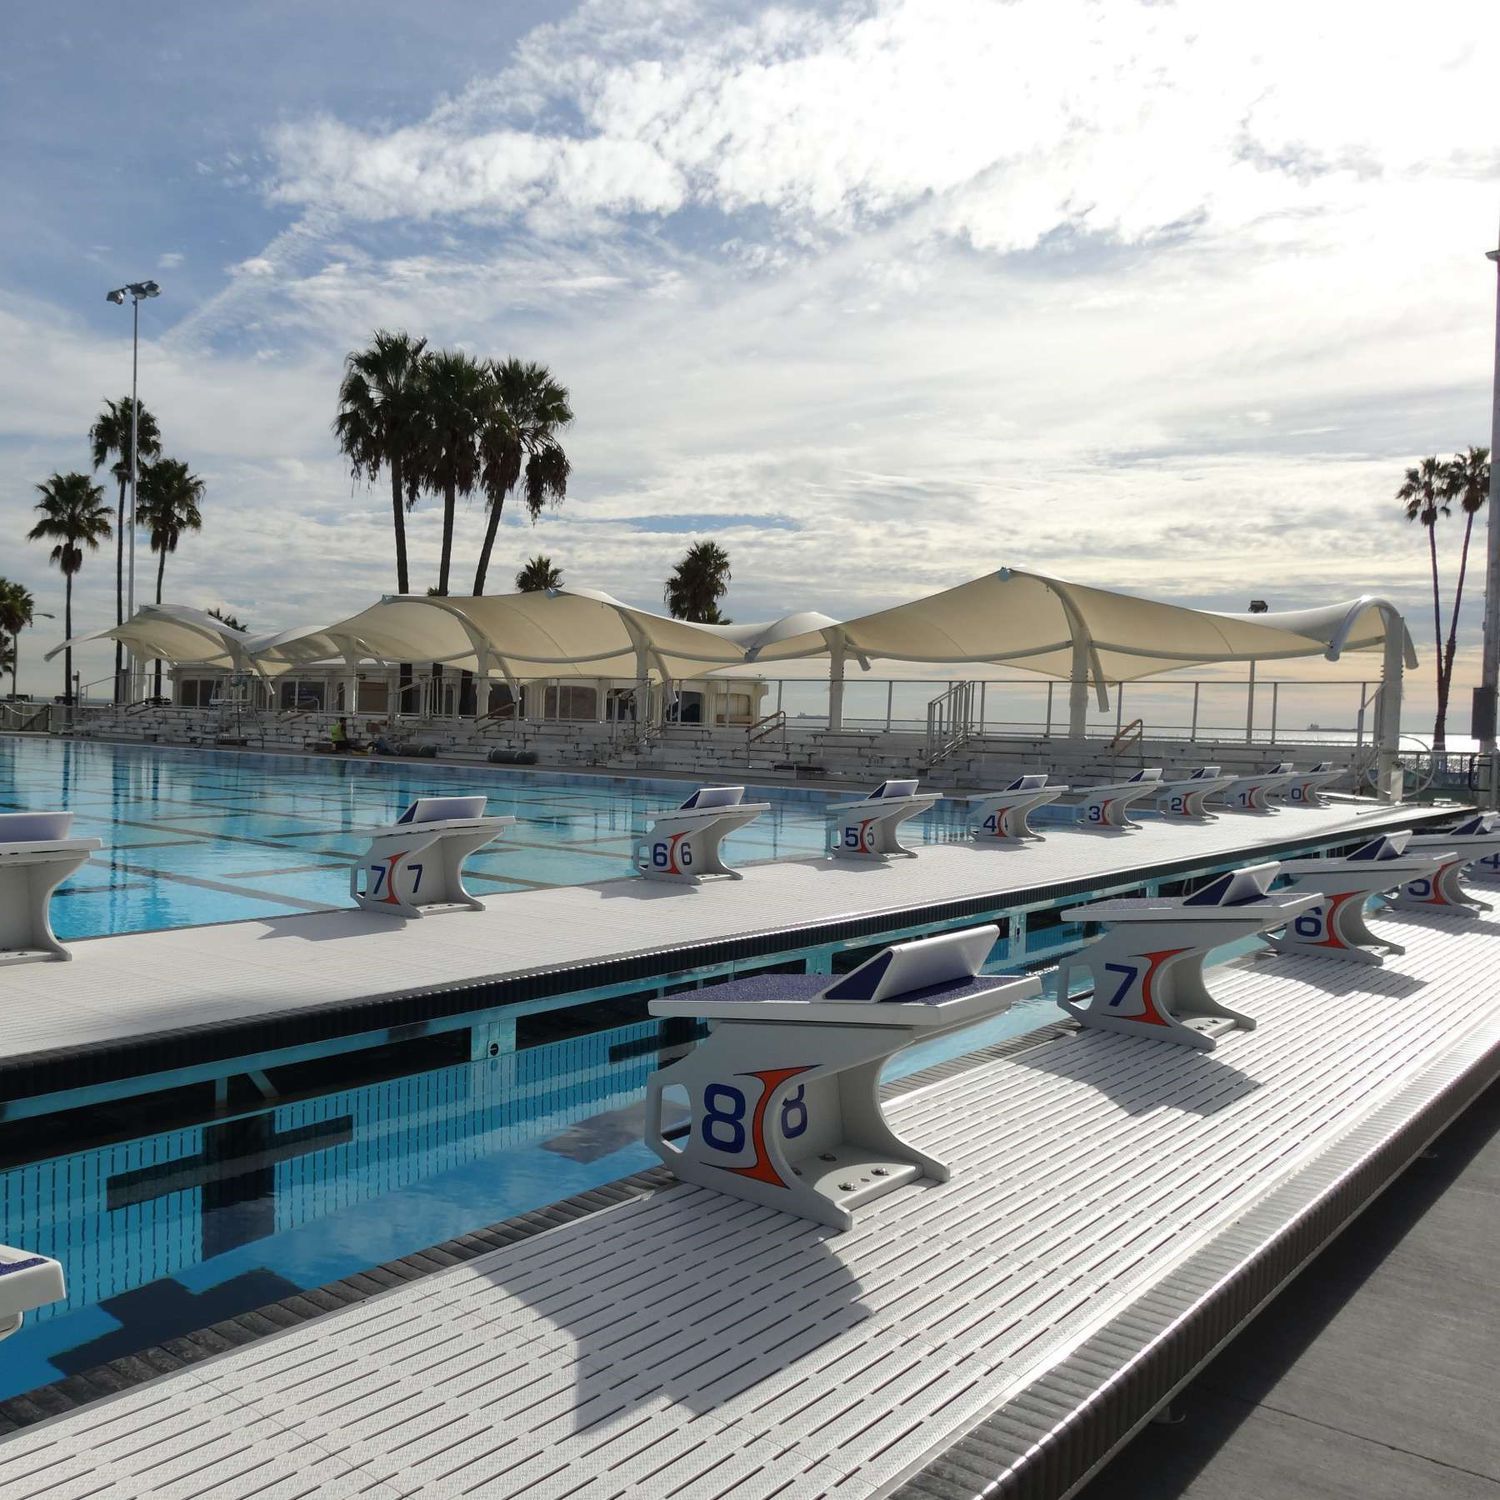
[0, 736, 979, 940]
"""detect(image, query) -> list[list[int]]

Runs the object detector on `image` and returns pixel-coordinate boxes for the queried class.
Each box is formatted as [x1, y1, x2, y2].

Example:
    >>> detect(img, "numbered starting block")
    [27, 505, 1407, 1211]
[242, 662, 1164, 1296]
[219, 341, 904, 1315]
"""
[1155, 766, 1234, 821]
[1283, 761, 1345, 808]
[827, 779, 941, 859]
[1059, 864, 1319, 1050]
[634, 785, 770, 882]
[1216, 762, 1297, 814]
[351, 795, 515, 918]
[1267, 832, 1445, 965]
[1076, 768, 1163, 830]
[0, 1243, 65, 1342]
[0, 811, 102, 963]
[645, 927, 1038, 1230]
[965, 773, 1069, 842]
[1394, 813, 1500, 916]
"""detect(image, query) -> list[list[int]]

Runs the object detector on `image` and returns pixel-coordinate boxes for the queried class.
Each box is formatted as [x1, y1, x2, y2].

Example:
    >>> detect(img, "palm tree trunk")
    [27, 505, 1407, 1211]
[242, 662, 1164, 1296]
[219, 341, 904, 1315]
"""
[114, 473, 126, 701]
[64, 574, 73, 705]
[390, 462, 409, 594]
[1428, 525, 1445, 749]
[473, 496, 505, 595]
[1439, 512, 1476, 750]
[154, 547, 167, 699]
[438, 479, 455, 596]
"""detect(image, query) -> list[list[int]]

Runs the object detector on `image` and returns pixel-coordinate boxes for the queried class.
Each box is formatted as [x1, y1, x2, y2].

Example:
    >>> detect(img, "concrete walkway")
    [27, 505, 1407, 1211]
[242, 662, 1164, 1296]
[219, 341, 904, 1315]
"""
[1078, 1080, 1500, 1500]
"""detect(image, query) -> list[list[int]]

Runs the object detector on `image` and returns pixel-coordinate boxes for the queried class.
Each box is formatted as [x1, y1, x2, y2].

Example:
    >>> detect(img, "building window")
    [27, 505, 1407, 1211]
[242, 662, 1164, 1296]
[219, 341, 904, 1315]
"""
[543, 685, 597, 720]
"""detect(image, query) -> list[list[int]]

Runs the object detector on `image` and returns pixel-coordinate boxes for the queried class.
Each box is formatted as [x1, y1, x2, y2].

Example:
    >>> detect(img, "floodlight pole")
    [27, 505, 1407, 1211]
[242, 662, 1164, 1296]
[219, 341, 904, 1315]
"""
[1480, 229, 1500, 759]
[127, 292, 139, 675]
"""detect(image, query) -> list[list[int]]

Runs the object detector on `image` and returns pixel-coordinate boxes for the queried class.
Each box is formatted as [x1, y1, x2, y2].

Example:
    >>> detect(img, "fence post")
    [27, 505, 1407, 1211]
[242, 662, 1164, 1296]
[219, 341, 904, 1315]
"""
[885, 680, 893, 733]
[1191, 681, 1200, 741]
[1115, 684, 1124, 735]
[979, 680, 987, 734]
[1270, 682, 1279, 744]
[1045, 681, 1054, 739]
[1245, 662, 1256, 744]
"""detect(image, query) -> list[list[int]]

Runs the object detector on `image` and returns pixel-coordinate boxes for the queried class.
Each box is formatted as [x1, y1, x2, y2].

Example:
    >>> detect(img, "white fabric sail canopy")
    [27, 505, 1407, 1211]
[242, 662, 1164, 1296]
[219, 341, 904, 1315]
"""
[53, 570, 1414, 692]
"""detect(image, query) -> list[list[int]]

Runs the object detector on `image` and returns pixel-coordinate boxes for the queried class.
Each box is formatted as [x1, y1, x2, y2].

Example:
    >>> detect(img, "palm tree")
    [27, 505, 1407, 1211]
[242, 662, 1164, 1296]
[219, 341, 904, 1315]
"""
[473, 359, 574, 594]
[665, 541, 732, 623]
[89, 397, 161, 695]
[0, 579, 36, 698]
[137, 458, 206, 698]
[417, 350, 492, 595]
[1397, 457, 1451, 747]
[515, 555, 563, 592]
[333, 331, 428, 594]
[1434, 446, 1491, 748]
[207, 606, 247, 631]
[28, 474, 111, 702]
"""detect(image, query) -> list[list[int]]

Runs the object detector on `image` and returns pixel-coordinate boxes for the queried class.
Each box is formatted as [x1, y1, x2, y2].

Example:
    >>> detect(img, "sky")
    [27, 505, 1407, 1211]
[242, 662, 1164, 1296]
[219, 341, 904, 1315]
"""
[1, 0, 1497, 725]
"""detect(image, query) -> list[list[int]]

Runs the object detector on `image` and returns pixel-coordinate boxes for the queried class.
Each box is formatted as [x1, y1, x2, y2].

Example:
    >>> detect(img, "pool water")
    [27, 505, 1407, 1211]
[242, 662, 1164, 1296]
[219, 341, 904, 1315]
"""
[0, 736, 981, 940]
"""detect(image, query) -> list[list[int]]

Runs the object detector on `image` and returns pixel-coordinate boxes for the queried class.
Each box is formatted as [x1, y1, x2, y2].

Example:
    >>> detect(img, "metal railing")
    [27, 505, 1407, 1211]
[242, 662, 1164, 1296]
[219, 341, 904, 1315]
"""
[746, 709, 788, 757]
[1108, 718, 1145, 767]
[925, 681, 977, 765]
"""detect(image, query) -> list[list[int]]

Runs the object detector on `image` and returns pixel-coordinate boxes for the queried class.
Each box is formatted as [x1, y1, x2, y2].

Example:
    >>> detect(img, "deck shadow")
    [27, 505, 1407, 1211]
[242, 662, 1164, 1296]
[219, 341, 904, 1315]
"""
[1011, 1031, 1261, 1117]
[471, 1187, 875, 1433]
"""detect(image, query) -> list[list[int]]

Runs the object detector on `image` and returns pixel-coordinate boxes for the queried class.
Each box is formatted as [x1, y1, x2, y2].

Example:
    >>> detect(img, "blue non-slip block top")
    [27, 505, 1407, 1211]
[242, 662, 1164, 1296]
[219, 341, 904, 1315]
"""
[0, 1256, 47, 1277]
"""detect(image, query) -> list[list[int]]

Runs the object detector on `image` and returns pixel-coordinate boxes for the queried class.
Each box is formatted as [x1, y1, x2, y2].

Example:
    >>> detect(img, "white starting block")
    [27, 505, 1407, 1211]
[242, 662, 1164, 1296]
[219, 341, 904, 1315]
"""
[1393, 813, 1500, 916]
[1059, 864, 1320, 1050]
[1216, 761, 1298, 814]
[0, 1244, 65, 1341]
[1155, 766, 1234, 821]
[634, 785, 770, 882]
[0, 811, 101, 963]
[827, 778, 941, 859]
[1283, 761, 1345, 808]
[645, 926, 1038, 1230]
[1267, 832, 1447, 965]
[965, 773, 1069, 842]
[1076, 768, 1163, 830]
[350, 795, 515, 918]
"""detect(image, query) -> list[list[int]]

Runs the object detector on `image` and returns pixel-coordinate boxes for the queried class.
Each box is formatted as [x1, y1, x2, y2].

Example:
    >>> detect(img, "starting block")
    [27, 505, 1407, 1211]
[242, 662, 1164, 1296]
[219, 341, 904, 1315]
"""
[1077, 768, 1163, 829]
[634, 785, 770, 882]
[645, 926, 1038, 1230]
[827, 779, 941, 859]
[351, 795, 515, 918]
[0, 811, 101, 963]
[0, 1243, 65, 1342]
[1060, 864, 1319, 1050]
[1216, 762, 1297, 813]
[1267, 832, 1445, 964]
[1394, 813, 1500, 916]
[1283, 761, 1345, 808]
[965, 773, 1069, 842]
[1155, 766, 1234, 821]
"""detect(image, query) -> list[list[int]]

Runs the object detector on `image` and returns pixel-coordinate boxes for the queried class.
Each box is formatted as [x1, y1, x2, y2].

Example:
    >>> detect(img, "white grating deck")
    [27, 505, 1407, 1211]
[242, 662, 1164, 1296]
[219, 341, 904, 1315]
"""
[0, 801, 1433, 1071]
[4, 905, 1497, 1499]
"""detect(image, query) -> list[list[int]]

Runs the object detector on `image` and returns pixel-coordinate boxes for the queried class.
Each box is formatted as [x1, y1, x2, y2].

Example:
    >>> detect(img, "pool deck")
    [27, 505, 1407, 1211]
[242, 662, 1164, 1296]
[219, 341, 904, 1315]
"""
[3, 901, 1497, 1499]
[0, 800, 1448, 1105]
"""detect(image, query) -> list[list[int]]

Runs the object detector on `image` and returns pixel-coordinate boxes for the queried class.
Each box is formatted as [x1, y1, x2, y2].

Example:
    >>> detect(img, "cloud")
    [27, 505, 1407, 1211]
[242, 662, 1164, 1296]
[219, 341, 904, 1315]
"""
[158, 251, 185, 269]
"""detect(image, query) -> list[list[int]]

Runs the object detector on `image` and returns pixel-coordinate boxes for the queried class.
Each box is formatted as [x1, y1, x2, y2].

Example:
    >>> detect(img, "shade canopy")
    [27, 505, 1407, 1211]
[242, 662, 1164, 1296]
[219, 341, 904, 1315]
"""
[53, 569, 1415, 692]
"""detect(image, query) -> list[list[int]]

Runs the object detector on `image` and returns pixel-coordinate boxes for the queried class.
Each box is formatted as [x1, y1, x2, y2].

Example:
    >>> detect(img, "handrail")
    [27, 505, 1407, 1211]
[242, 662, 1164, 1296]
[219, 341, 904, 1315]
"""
[1107, 717, 1145, 769]
[924, 681, 977, 765]
[746, 709, 786, 747]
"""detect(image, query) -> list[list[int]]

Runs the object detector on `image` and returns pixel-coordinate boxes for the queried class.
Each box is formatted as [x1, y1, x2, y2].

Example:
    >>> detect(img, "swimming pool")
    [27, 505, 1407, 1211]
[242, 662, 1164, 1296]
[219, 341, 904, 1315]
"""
[0, 736, 974, 939]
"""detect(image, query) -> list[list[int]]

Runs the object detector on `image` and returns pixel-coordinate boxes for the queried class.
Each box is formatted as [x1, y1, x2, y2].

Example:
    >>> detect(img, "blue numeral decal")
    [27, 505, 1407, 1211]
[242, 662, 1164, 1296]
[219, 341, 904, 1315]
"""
[1103, 961, 1137, 1007]
[371, 865, 386, 894]
[702, 1084, 747, 1152]
[1294, 910, 1323, 938]
[409, 862, 423, 893]
[780, 1084, 808, 1139]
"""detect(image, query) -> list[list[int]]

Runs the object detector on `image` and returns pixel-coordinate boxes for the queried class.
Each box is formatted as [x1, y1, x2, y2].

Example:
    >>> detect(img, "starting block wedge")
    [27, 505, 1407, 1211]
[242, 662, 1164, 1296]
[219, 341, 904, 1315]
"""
[1395, 813, 1500, 916]
[645, 926, 1038, 1229]
[0, 1243, 65, 1342]
[1060, 864, 1319, 1050]
[351, 795, 515, 917]
[1267, 831, 1444, 964]
[965, 773, 1069, 842]
[0, 811, 102, 962]
[634, 785, 770, 882]
[827, 779, 941, 859]
[1283, 761, 1345, 808]
[1155, 766, 1234, 821]
[1077, 768, 1163, 830]
[1216, 762, 1297, 814]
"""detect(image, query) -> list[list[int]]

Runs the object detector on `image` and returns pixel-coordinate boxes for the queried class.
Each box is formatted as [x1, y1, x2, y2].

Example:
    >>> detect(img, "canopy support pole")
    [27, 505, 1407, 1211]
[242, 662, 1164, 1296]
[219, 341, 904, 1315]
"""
[1375, 626, 1405, 803]
[1068, 638, 1090, 740]
[828, 634, 847, 732]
